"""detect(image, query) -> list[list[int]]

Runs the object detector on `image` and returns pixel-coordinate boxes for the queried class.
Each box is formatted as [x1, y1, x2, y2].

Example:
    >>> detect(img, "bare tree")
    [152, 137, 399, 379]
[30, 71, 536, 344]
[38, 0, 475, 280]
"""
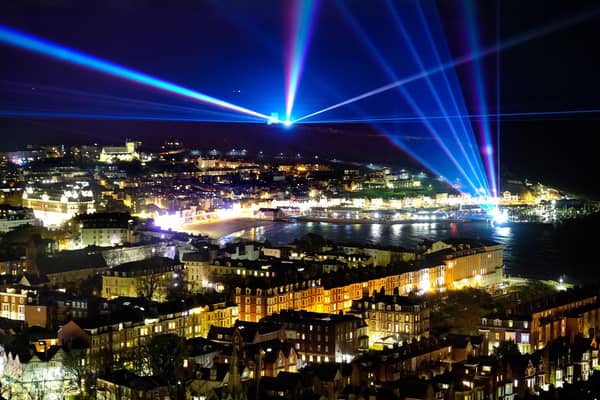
[139, 334, 191, 400]
[136, 273, 163, 301]
[62, 346, 90, 395]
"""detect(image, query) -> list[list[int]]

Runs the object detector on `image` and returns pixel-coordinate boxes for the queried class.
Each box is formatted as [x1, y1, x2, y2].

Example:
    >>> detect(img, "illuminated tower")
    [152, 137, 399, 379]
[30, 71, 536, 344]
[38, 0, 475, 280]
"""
[125, 139, 136, 154]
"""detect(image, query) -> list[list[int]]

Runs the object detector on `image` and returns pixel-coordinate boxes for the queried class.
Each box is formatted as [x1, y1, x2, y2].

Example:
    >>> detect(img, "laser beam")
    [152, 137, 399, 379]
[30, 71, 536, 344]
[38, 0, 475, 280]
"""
[336, 2, 485, 196]
[386, 0, 489, 195]
[293, 7, 600, 123]
[285, 0, 320, 122]
[414, 1, 491, 196]
[0, 110, 266, 123]
[464, 0, 498, 197]
[1, 81, 263, 121]
[294, 109, 600, 124]
[0, 24, 272, 122]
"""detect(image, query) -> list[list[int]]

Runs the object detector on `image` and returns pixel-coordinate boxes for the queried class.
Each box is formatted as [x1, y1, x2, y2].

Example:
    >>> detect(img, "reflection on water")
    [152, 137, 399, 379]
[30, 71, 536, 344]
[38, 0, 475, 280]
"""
[232, 220, 596, 283]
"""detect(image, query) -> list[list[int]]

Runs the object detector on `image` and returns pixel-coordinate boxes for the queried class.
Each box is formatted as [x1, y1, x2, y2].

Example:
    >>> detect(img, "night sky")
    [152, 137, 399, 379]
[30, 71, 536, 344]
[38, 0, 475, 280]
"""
[1, 0, 600, 196]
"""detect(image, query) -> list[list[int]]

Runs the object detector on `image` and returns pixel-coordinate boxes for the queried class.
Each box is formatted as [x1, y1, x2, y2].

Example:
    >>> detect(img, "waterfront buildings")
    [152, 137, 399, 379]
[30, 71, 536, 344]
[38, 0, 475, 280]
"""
[234, 239, 504, 322]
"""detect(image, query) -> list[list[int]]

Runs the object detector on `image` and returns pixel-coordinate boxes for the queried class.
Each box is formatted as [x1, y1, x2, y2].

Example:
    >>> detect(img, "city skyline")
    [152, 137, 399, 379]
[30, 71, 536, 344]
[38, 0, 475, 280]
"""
[2, 2, 600, 398]
[2, 0, 600, 197]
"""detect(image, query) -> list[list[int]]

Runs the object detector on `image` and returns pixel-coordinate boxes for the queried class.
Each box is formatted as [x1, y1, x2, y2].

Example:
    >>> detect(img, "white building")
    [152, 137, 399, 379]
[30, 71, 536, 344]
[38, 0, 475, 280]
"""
[22, 183, 95, 227]
[0, 345, 78, 400]
[98, 140, 139, 163]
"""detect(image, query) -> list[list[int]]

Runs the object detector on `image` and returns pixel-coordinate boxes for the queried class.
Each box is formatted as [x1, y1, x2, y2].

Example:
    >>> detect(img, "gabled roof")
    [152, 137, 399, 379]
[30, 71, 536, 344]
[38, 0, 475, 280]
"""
[207, 326, 234, 343]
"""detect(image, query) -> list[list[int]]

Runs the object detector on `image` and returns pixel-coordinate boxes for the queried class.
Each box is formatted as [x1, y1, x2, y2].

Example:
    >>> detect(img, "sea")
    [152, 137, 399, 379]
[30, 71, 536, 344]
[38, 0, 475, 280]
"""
[224, 214, 600, 285]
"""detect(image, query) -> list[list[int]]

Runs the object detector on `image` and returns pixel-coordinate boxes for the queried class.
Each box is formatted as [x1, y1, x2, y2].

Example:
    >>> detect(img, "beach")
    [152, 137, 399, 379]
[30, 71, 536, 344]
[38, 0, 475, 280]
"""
[181, 218, 276, 239]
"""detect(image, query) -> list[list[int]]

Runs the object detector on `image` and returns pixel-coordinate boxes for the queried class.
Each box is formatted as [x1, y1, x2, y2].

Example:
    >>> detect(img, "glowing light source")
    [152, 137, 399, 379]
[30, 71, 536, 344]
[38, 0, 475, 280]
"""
[0, 24, 271, 122]
[489, 207, 508, 226]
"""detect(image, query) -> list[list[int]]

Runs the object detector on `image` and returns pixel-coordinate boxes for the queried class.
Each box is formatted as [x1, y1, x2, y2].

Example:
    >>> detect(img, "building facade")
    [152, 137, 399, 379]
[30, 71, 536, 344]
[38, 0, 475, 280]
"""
[101, 256, 182, 301]
[351, 293, 430, 348]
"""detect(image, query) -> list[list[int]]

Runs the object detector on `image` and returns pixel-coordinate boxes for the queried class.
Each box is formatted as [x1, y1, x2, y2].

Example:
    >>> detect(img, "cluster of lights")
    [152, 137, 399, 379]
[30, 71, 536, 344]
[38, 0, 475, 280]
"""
[1, 5, 599, 199]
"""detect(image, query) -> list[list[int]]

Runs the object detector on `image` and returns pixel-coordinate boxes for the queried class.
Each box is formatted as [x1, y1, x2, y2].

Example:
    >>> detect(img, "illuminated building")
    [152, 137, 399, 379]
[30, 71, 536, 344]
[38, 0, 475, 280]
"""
[235, 242, 504, 323]
[208, 321, 297, 377]
[480, 288, 598, 354]
[0, 345, 73, 400]
[338, 244, 416, 266]
[101, 256, 182, 301]
[0, 204, 42, 233]
[350, 293, 430, 348]
[0, 287, 29, 321]
[77, 212, 135, 247]
[98, 140, 140, 163]
[58, 297, 237, 366]
[419, 239, 504, 289]
[261, 309, 368, 364]
[350, 339, 452, 385]
[22, 183, 95, 227]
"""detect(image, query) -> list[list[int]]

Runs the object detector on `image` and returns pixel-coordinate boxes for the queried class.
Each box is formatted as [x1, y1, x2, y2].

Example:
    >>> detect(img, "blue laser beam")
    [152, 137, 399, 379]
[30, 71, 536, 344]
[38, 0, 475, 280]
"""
[464, 0, 498, 197]
[1, 81, 264, 121]
[293, 7, 600, 123]
[294, 109, 600, 124]
[415, 1, 491, 196]
[285, 0, 320, 122]
[496, 0, 502, 198]
[0, 24, 272, 122]
[0, 110, 269, 124]
[337, 2, 488, 195]
[386, 0, 489, 195]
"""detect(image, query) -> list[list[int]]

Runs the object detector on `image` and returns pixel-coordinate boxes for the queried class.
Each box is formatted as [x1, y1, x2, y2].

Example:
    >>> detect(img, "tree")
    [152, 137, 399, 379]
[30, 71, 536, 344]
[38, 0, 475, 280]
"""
[127, 334, 191, 400]
[136, 273, 164, 301]
[62, 345, 92, 396]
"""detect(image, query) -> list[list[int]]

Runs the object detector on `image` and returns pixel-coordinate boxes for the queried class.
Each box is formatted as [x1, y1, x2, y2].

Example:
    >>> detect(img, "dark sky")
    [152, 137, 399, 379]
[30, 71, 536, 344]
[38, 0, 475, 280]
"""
[1, 0, 599, 196]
